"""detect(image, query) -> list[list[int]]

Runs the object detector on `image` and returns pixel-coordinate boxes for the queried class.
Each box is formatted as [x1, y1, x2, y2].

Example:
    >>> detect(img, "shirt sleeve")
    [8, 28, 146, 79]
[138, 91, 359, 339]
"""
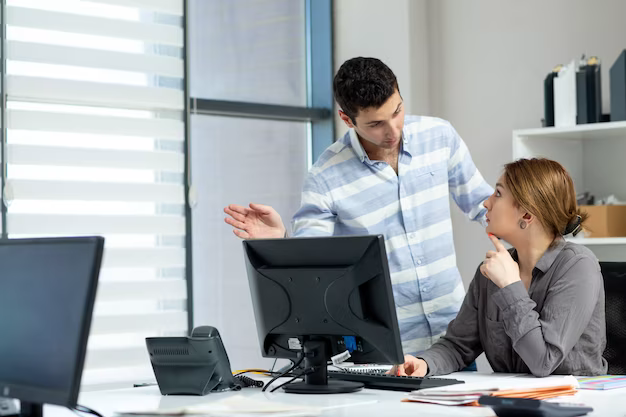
[291, 172, 336, 237]
[491, 255, 602, 377]
[418, 267, 484, 376]
[446, 124, 493, 225]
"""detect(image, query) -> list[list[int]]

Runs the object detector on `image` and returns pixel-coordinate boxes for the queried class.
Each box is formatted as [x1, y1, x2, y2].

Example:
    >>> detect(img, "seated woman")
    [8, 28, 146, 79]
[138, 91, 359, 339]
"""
[398, 158, 607, 377]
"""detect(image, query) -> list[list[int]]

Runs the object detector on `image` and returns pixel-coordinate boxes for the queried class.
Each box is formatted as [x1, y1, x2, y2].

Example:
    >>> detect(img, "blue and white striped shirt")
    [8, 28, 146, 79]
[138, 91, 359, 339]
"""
[291, 115, 493, 356]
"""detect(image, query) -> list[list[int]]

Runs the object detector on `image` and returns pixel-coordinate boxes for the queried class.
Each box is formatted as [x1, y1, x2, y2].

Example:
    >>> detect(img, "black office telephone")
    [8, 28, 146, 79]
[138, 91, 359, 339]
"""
[146, 326, 241, 396]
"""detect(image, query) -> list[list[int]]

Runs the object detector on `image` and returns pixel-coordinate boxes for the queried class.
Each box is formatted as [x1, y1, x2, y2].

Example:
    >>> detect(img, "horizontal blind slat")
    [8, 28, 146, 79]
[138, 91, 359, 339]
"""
[88, 0, 184, 16]
[7, 6, 183, 46]
[84, 347, 150, 370]
[7, 213, 185, 234]
[8, 109, 184, 140]
[8, 40, 183, 78]
[8, 145, 184, 172]
[7, 75, 184, 110]
[97, 280, 187, 302]
[103, 248, 185, 268]
[90, 311, 187, 334]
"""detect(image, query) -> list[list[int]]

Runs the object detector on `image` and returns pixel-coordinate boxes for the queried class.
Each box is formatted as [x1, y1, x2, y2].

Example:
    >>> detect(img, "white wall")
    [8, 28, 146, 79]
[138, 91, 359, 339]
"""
[428, 0, 626, 294]
[333, 0, 431, 136]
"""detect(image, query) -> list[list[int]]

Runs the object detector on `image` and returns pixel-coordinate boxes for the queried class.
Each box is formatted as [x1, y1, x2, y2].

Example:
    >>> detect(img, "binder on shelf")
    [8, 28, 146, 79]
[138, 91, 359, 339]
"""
[544, 68, 559, 127]
[610, 49, 626, 122]
[554, 61, 577, 127]
[576, 56, 602, 124]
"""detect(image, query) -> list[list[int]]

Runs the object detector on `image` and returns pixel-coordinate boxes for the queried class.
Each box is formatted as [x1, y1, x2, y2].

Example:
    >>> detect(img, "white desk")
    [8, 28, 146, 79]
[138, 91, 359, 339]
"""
[48, 373, 626, 417]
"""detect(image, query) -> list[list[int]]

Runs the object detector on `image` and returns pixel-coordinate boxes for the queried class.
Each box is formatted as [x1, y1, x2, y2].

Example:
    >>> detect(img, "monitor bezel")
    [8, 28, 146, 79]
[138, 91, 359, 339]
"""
[0, 236, 104, 410]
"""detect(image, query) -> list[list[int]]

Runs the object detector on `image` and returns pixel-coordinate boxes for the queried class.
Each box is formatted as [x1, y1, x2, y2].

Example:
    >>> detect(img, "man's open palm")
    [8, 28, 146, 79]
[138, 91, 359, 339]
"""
[223, 203, 286, 239]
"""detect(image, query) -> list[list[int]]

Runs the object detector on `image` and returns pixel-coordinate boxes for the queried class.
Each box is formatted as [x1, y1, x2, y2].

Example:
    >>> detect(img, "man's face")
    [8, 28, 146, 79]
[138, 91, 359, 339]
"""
[340, 90, 405, 150]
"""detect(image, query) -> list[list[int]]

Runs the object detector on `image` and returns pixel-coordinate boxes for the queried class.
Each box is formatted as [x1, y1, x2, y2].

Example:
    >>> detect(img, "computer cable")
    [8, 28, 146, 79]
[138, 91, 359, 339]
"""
[235, 375, 264, 388]
[261, 355, 304, 393]
[232, 369, 271, 377]
[269, 367, 315, 393]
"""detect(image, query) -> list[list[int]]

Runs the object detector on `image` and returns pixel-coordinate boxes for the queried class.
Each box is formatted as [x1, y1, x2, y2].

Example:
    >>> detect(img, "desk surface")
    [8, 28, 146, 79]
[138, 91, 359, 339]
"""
[63, 372, 626, 417]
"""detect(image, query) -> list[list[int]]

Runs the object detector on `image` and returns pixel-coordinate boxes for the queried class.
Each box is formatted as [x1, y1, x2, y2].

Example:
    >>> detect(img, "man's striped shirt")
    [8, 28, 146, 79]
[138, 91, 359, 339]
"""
[291, 115, 493, 355]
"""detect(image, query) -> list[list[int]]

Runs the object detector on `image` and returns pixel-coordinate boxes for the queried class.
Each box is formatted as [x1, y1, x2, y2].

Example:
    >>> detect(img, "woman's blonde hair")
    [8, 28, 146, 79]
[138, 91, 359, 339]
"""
[502, 158, 587, 240]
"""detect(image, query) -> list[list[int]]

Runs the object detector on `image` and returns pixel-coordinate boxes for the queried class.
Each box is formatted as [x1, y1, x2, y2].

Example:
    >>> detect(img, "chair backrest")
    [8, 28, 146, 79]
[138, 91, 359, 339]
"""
[600, 262, 626, 375]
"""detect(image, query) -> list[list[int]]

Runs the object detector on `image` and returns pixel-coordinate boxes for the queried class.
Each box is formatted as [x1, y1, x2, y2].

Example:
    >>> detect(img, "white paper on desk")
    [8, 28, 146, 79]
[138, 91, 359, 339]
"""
[115, 395, 322, 416]
[406, 397, 481, 406]
[411, 374, 579, 395]
[554, 60, 577, 127]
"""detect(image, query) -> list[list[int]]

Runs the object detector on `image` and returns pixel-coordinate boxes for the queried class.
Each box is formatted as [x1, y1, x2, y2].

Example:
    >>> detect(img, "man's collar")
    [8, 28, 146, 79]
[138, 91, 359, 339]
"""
[349, 128, 411, 163]
[349, 128, 368, 163]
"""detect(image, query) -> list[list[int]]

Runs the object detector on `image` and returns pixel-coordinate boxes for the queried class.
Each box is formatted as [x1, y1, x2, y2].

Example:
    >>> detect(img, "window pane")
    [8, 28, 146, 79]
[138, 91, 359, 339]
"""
[188, 0, 307, 106]
[190, 115, 308, 370]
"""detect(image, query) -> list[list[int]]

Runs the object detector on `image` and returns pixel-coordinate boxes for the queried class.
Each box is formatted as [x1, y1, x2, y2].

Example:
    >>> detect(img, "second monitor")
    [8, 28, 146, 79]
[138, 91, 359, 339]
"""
[243, 235, 404, 394]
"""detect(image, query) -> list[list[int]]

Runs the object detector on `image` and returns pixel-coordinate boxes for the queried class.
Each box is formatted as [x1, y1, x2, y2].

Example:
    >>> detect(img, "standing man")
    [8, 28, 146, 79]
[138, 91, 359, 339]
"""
[224, 57, 493, 356]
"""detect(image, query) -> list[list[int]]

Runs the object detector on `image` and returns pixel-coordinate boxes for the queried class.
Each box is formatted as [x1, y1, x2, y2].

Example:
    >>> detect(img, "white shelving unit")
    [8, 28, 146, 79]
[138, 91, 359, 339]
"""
[567, 237, 626, 246]
[513, 121, 626, 261]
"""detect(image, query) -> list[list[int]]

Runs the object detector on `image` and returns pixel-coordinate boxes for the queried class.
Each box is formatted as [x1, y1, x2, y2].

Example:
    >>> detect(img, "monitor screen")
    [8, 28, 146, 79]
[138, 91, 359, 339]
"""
[243, 235, 403, 394]
[0, 237, 104, 416]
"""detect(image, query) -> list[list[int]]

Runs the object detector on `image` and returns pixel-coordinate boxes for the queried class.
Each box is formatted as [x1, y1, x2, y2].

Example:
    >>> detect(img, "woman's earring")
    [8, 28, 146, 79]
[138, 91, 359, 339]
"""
[519, 220, 527, 230]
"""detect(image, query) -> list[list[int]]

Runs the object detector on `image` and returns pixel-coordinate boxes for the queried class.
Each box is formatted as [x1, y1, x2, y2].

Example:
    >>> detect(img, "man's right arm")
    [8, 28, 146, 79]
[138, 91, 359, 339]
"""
[446, 124, 493, 225]
[291, 173, 336, 237]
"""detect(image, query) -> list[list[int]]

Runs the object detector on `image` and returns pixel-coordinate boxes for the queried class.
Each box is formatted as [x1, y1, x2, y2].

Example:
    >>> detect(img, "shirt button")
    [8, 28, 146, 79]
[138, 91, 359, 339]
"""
[417, 259, 422, 265]
[430, 171, 435, 176]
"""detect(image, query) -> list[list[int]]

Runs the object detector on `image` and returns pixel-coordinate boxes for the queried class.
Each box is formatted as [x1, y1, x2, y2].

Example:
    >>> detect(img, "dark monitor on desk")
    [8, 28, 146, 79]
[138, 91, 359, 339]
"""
[0, 237, 104, 417]
[243, 235, 404, 394]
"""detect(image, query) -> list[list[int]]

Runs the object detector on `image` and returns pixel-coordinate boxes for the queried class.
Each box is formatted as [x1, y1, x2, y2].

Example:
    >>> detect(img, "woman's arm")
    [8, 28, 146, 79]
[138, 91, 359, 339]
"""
[418, 268, 485, 376]
[492, 255, 602, 377]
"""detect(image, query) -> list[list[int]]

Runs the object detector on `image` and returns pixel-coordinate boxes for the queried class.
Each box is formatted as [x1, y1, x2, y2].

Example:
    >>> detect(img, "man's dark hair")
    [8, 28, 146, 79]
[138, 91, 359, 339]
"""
[333, 57, 400, 124]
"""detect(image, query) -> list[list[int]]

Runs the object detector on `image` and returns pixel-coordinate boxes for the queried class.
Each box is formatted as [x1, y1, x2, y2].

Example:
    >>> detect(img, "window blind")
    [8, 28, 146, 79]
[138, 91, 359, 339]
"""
[2, 0, 188, 390]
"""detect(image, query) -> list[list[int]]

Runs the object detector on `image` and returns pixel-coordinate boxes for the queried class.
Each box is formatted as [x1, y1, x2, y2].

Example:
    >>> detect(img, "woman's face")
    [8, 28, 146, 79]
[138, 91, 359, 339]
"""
[483, 175, 525, 240]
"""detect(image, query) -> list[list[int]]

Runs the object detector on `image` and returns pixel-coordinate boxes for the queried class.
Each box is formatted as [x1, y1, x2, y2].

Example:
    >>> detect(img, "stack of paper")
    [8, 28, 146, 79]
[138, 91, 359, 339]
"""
[404, 374, 579, 406]
[577, 375, 626, 390]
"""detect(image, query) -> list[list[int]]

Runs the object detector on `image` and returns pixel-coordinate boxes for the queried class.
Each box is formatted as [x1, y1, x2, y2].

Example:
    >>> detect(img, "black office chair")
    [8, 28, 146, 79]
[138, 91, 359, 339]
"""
[600, 262, 626, 375]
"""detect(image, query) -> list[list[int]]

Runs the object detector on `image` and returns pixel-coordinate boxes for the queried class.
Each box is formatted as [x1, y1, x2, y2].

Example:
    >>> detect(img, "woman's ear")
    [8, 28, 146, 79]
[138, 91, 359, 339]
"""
[522, 212, 533, 224]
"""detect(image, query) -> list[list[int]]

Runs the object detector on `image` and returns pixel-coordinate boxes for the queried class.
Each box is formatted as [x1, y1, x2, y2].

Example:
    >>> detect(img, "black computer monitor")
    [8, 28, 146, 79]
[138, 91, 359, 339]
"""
[243, 235, 404, 394]
[0, 237, 104, 417]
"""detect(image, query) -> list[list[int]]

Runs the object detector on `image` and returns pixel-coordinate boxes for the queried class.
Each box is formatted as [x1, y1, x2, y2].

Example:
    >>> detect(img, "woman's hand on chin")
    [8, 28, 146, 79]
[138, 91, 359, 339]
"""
[480, 233, 521, 289]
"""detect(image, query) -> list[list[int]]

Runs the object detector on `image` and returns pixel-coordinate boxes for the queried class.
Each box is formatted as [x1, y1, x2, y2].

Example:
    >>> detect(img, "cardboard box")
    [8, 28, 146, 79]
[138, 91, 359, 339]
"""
[579, 205, 626, 237]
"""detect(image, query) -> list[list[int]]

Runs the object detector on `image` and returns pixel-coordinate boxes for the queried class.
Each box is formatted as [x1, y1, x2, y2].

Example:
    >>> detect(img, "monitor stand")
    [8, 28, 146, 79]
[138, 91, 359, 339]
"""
[19, 402, 43, 417]
[282, 339, 363, 394]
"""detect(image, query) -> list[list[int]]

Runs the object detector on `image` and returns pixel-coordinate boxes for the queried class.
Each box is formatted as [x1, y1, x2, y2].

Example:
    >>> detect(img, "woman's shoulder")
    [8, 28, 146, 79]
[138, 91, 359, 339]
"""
[560, 240, 598, 261]
[556, 240, 601, 275]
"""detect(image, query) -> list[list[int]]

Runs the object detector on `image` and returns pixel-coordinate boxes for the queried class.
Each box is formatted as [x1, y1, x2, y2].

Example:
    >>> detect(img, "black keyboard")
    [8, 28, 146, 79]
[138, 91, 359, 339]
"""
[327, 370, 464, 392]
